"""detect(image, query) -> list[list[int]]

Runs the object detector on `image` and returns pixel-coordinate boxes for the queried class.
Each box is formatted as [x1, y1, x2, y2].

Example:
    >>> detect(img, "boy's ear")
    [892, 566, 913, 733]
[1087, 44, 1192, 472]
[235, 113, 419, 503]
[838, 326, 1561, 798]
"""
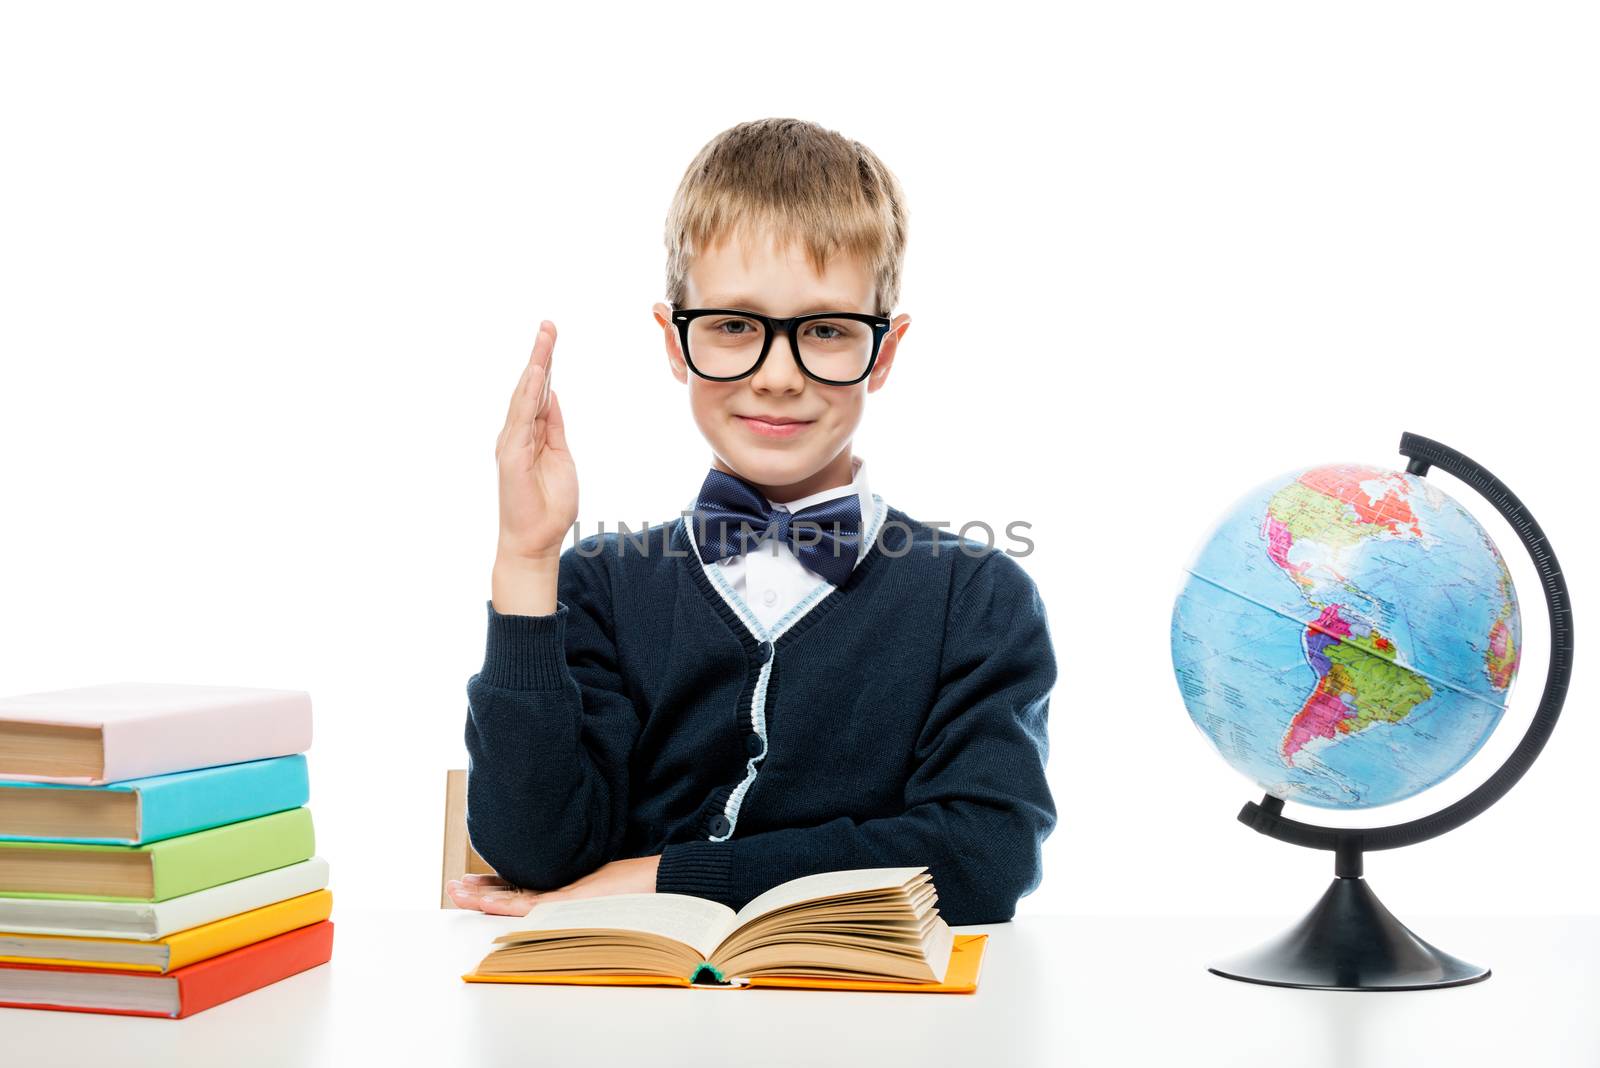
[653, 302, 690, 384]
[866, 314, 910, 393]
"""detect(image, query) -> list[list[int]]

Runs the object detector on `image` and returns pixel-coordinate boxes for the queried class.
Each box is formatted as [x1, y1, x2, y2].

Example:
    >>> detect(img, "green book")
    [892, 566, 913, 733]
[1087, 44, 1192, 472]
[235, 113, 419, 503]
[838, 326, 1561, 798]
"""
[0, 807, 314, 902]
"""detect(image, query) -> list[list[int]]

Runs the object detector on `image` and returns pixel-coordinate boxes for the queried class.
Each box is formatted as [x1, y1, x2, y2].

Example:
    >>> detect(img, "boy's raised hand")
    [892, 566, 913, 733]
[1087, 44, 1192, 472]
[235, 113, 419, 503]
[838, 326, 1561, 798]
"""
[492, 320, 577, 615]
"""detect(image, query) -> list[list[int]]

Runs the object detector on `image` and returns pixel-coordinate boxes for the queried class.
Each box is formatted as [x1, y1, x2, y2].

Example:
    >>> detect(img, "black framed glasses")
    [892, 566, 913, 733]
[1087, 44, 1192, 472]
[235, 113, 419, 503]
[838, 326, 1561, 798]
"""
[670, 305, 892, 386]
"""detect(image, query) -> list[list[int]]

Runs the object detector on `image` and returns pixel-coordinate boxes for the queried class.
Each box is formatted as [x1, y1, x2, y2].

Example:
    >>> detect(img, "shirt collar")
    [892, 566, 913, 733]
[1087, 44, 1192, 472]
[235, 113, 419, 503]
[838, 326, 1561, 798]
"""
[761, 454, 869, 520]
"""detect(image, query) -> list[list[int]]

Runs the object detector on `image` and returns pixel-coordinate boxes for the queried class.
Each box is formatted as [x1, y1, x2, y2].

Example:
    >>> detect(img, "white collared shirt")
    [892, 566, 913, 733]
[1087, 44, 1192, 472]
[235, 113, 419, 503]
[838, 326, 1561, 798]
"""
[687, 454, 875, 634]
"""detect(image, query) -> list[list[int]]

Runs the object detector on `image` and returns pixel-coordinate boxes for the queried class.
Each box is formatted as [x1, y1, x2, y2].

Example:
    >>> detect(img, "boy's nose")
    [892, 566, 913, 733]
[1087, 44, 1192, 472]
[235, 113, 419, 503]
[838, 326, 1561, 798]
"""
[751, 331, 806, 391]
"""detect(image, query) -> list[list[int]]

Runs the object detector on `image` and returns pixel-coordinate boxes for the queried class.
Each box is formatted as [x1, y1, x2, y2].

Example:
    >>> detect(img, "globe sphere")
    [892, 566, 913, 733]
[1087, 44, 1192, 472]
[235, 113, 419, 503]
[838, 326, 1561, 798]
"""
[1172, 463, 1522, 809]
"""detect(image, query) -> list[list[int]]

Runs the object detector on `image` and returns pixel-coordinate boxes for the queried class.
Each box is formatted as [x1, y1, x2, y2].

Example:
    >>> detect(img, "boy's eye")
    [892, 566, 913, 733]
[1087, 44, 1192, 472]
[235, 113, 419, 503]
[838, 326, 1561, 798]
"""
[804, 320, 860, 343]
[714, 318, 758, 337]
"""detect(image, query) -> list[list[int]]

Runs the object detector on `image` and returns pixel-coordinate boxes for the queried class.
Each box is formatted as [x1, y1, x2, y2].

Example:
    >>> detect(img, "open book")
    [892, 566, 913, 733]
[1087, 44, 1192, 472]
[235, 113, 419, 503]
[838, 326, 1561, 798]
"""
[463, 867, 985, 992]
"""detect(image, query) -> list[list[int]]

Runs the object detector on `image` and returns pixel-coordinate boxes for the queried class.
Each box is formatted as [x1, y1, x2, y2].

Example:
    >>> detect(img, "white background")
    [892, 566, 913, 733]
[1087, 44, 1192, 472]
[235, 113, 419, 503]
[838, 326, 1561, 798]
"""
[1, 2, 1595, 920]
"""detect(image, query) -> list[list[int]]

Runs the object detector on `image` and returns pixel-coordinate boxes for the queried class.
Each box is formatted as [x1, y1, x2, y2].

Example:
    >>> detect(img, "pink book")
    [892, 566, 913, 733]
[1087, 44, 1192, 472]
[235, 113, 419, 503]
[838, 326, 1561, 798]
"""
[0, 683, 312, 785]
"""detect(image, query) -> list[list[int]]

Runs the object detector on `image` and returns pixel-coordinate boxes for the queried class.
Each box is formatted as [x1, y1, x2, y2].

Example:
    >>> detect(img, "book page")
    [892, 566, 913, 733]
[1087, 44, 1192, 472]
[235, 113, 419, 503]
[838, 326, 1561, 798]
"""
[728, 868, 927, 932]
[496, 893, 737, 959]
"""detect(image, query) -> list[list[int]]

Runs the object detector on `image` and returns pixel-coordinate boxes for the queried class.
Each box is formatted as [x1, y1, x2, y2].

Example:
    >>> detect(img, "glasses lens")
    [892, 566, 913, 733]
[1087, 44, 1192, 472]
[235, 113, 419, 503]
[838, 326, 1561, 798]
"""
[687, 314, 766, 377]
[798, 317, 874, 383]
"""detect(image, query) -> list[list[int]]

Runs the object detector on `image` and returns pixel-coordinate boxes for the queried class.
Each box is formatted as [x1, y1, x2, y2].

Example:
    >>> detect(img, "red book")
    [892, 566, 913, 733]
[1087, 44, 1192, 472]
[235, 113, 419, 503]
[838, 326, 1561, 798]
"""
[0, 919, 333, 1018]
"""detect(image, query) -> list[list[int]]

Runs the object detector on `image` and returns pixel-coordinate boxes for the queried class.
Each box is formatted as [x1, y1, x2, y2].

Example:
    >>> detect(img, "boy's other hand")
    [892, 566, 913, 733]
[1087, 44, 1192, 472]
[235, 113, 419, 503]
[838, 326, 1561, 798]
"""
[445, 854, 662, 916]
[492, 320, 578, 614]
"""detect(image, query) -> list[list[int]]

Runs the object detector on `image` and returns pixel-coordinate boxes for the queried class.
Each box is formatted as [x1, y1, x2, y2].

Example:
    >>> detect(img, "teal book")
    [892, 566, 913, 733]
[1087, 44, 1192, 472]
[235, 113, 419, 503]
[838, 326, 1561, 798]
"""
[0, 808, 315, 902]
[0, 755, 309, 846]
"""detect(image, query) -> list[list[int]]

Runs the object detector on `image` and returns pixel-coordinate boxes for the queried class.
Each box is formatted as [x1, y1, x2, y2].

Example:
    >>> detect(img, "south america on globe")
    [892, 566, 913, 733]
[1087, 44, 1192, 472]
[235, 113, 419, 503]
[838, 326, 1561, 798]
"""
[1171, 463, 1522, 809]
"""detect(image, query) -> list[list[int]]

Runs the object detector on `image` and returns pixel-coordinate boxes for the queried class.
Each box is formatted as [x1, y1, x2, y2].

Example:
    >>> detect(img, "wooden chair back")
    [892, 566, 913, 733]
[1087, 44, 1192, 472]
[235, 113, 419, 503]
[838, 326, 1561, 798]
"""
[440, 768, 495, 908]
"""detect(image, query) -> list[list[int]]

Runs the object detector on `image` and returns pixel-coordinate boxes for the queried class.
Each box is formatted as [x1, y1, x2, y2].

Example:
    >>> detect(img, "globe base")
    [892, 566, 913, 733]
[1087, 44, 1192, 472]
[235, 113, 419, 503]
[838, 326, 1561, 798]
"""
[1209, 876, 1490, 991]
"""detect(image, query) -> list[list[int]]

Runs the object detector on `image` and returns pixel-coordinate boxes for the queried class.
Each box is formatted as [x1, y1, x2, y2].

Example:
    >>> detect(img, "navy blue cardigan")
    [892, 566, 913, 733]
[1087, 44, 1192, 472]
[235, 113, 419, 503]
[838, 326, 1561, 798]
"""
[464, 505, 1058, 925]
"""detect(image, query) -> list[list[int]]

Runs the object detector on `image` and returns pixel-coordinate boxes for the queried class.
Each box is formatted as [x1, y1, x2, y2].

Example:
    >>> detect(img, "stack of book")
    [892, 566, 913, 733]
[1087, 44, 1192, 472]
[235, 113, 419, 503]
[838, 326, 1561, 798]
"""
[0, 682, 333, 1018]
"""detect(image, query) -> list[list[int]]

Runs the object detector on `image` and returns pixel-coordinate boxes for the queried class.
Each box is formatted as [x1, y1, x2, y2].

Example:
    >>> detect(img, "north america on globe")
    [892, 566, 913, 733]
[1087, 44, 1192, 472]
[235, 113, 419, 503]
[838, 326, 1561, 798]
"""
[1172, 463, 1522, 809]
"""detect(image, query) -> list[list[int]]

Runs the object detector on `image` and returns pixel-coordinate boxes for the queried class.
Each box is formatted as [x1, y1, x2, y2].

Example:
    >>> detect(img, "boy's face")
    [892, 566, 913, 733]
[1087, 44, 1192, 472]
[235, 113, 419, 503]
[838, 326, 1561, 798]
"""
[652, 226, 910, 500]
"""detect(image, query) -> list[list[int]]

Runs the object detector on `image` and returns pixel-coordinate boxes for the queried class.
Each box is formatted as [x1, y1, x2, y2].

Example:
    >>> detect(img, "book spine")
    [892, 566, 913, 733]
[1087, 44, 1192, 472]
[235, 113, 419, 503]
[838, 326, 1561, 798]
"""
[173, 920, 334, 1017]
[97, 691, 313, 784]
[145, 857, 329, 938]
[0, 998, 170, 1019]
[148, 808, 316, 901]
[0, 858, 330, 939]
[0, 781, 140, 845]
[164, 889, 333, 971]
[0, 898, 161, 939]
[0, 923, 333, 1018]
[137, 755, 311, 844]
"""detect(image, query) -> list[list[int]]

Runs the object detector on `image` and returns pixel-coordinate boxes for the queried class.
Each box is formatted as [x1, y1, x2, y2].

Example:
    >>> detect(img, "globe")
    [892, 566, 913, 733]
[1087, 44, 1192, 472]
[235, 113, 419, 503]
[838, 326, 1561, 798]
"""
[1171, 462, 1524, 810]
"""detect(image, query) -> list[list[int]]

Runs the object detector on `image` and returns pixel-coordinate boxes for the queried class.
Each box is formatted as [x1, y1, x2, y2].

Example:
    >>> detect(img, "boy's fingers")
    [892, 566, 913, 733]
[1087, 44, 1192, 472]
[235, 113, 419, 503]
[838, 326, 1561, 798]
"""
[500, 321, 557, 444]
[477, 889, 541, 916]
[531, 321, 556, 416]
[446, 875, 511, 894]
[461, 873, 510, 889]
[541, 390, 567, 454]
[500, 346, 538, 438]
[446, 879, 538, 916]
[445, 881, 484, 910]
[497, 364, 531, 456]
[535, 337, 553, 418]
[501, 365, 547, 457]
[521, 366, 549, 452]
[510, 340, 556, 452]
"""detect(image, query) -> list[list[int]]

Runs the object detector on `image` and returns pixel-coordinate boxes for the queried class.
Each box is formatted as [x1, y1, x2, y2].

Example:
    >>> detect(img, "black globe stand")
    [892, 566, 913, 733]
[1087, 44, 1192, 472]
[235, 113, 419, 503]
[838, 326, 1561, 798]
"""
[1209, 432, 1575, 991]
[1210, 812, 1490, 989]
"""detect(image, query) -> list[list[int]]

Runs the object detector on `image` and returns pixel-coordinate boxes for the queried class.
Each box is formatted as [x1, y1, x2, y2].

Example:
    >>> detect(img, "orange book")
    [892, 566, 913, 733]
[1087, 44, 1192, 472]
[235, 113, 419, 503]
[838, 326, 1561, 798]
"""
[0, 919, 333, 1017]
[461, 867, 988, 993]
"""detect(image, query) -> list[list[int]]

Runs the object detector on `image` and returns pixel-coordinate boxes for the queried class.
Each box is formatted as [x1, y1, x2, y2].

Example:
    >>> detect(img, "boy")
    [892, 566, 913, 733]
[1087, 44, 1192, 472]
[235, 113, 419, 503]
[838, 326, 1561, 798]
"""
[448, 118, 1056, 925]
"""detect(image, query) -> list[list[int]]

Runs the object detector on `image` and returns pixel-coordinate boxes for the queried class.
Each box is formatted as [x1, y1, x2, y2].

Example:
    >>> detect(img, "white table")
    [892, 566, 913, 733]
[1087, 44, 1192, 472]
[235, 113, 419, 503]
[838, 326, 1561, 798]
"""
[4, 910, 1597, 1067]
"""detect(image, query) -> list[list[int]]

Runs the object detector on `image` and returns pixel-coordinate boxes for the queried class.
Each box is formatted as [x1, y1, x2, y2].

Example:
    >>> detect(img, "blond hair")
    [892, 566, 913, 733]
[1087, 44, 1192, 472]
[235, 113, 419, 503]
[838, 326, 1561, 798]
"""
[664, 118, 908, 317]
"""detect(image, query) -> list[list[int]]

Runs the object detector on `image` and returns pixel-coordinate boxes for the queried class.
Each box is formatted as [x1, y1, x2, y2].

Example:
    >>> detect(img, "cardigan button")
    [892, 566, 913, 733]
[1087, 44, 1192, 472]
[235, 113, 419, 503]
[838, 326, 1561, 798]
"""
[708, 814, 732, 838]
[744, 733, 763, 756]
[757, 641, 773, 663]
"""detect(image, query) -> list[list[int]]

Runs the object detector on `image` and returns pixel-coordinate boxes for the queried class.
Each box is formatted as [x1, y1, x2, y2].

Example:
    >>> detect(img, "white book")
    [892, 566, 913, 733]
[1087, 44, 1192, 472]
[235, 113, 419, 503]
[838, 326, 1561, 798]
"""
[0, 856, 330, 939]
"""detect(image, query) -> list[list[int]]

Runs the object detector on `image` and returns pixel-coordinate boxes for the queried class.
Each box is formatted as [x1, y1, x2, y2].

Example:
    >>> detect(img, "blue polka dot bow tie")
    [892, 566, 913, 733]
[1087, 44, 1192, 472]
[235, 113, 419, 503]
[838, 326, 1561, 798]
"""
[692, 468, 864, 588]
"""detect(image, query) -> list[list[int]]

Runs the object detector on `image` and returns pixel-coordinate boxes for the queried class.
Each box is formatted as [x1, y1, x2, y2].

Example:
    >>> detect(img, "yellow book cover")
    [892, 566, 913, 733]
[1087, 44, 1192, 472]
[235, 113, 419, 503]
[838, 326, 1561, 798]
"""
[0, 889, 332, 973]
